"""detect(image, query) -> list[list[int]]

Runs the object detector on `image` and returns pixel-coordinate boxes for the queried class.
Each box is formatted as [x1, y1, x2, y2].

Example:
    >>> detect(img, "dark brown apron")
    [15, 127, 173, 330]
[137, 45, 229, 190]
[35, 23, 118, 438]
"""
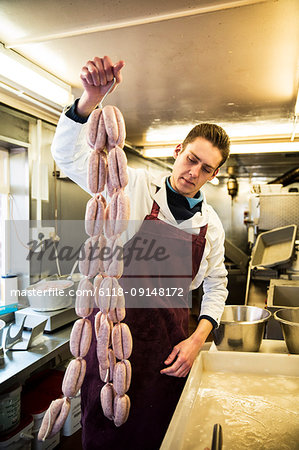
[81, 199, 208, 449]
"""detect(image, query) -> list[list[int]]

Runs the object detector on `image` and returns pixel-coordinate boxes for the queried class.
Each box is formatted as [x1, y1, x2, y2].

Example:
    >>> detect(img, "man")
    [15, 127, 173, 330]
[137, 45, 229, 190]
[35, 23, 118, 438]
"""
[52, 56, 229, 449]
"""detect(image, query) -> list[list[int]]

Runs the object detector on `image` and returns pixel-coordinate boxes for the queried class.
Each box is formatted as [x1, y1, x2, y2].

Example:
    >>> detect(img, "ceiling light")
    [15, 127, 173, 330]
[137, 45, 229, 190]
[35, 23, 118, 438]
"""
[143, 141, 299, 158]
[230, 141, 299, 154]
[0, 43, 73, 108]
[145, 120, 298, 144]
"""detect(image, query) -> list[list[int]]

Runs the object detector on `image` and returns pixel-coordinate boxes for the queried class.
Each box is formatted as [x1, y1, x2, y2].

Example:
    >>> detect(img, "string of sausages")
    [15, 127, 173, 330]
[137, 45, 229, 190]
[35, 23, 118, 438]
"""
[38, 105, 131, 441]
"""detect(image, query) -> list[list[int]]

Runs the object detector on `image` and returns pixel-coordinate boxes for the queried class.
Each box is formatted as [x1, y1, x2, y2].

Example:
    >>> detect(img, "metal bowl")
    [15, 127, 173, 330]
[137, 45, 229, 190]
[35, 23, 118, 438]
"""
[213, 305, 271, 352]
[274, 308, 299, 354]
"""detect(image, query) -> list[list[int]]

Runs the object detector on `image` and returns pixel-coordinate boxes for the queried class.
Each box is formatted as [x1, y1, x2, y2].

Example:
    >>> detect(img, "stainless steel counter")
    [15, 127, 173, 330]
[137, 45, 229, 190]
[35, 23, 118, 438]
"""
[0, 324, 72, 392]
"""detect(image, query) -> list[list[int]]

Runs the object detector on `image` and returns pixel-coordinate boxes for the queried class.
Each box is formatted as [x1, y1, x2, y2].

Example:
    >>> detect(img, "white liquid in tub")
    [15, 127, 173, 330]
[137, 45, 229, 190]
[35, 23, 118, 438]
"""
[182, 371, 299, 450]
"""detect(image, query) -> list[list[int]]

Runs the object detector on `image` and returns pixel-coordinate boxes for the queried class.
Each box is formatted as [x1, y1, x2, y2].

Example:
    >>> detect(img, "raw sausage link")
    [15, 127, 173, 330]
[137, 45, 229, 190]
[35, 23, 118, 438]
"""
[96, 313, 111, 369]
[79, 236, 105, 278]
[87, 151, 100, 193]
[112, 323, 133, 360]
[107, 147, 128, 191]
[94, 113, 107, 152]
[114, 106, 126, 149]
[108, 284, 126, 323]
[100, 383, 115, 420]
[50, 397, 71, 436]
[113, 359, 132, 396]
[99, 348, 116, 383]
[75, 278, 94, 317]
[110, 190, 130, 236]
[96, 276, 118, 314]
[69, 318, 92, 358]
[38, 398, 65, 441]
[104, 236, 124, 278]
[62, 358, 86, 398]
[85, 194, 106, 237]
[97, 152, 107, 193]
[93, 274, 103, 304]
[113, 394, 131, 427]
[102, 105, 119, 149]
[87, 108, 101, 149]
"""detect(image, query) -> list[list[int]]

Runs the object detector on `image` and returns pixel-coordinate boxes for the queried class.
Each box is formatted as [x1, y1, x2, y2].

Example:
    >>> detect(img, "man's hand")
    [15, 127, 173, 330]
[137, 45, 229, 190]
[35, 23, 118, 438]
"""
[160, 318, 213, 378]
[77, 56, 125, 118]
[160, 336, 204, 378]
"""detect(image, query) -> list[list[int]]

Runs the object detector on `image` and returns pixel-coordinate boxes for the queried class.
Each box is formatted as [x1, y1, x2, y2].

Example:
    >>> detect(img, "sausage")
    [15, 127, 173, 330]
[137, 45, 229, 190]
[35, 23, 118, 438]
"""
[99, 348, 116, 383]
[106, 171, 116, 198]
[85, 194, 105, 237]
[69, 318, 92, 358]
[38, 398, 63, 440]
[107, 147, 128, 190]
[104, 236, 124, 278]
[113, 360, 132, 396]
[86, 108, 101, 149]
[96, 276, 118, 314]
[93, 274, 103, 302]
[107, 147, 126, 191]
[62, 358, 86, 398]
[79, 235, 104, 278]
[50, 397, 71, 436]
[102, 105, 119, 149]
[104, 204, 114, 239]
[94, 113, 107, 152]
[112, 323, 133, 360]
[110, 190, 130, 236]
[113, 394, 131, 427]
[87, 150, 99, 193]
[75, 278, 94, 317]
[94, 311, 113, 339]
[100, 383, 115, 420]
[97, 152, 107, 193]
[108, 307, 126, 323]
[108, 285, 126, 323]
[96, 313, 111, 369]
[114, 106, 126, 149]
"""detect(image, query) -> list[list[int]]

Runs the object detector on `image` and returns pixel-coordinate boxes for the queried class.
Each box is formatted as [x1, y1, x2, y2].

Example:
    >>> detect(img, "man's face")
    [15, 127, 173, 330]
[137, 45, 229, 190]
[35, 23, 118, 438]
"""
[169, 137, 222, 197]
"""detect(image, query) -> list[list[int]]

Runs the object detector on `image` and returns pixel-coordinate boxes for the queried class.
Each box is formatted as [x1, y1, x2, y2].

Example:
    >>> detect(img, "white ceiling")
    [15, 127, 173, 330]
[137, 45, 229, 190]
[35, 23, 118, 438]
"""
[0, 0, 298, 151]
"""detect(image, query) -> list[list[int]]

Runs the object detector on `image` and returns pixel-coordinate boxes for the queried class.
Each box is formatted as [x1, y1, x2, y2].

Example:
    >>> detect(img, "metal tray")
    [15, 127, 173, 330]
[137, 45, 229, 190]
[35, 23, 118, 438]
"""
[251, 225, 297, 268]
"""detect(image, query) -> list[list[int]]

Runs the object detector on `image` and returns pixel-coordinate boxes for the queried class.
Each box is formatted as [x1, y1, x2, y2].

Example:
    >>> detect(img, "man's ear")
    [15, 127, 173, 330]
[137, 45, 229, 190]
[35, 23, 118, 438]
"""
[209, 168, 219, 180]
[173, 143, 182, 159]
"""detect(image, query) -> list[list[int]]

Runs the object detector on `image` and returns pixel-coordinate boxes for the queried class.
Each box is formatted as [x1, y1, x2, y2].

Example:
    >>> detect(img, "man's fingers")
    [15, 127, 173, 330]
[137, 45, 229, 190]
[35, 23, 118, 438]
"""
[93, 57, 107, 86]
[102, 55, 114, 82]
[113, 60, 125, 85]
[164, 347, 179, 365]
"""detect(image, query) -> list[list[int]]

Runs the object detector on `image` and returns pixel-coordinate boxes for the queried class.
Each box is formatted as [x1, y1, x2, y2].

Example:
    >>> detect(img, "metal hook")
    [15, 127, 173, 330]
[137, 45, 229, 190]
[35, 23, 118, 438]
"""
[99, 77, 116, 109]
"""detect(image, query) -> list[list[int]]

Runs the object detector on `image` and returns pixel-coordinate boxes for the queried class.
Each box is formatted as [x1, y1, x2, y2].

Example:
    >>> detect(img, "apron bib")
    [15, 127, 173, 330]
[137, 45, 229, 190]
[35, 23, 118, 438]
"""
[81, 199, 208, 449]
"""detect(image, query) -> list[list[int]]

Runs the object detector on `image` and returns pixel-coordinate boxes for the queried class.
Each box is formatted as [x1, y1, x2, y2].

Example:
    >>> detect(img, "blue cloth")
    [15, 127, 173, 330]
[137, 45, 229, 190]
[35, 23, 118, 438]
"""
[166, 177, 203, 208]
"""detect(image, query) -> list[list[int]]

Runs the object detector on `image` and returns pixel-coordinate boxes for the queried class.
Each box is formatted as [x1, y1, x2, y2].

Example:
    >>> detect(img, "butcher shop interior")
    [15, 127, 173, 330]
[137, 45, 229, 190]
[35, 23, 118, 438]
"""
[0, 1, 298, 449]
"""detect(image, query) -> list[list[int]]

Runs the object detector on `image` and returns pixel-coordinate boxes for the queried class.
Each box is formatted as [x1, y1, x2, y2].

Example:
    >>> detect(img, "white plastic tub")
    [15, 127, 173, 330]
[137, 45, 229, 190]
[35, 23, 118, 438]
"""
[0, 385, 22, 434]
[161, 344, 299, 450]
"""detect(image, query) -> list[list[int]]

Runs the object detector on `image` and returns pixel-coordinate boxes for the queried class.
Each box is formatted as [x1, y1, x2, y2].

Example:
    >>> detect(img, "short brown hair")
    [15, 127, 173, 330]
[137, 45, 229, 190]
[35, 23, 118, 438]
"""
[182, 123, 230, 168]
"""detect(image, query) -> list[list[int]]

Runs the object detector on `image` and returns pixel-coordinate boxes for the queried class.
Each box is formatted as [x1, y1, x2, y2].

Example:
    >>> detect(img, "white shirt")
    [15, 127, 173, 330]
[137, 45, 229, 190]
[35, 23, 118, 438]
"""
[51, 113, 228, 326]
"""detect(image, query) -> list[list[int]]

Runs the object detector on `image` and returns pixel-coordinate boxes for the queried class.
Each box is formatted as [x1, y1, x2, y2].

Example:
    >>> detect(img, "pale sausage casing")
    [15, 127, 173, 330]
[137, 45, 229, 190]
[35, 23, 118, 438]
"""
[38, 397, 71, 441]
[114, 394, 131, 427]
[62, 358, 86, 398]
[99, 348, 116, 383]
[113, 360, 132, 396]
[69, 318, 92, 358]
[100, 382, 115, 420]
[107, 147, 128, 191]
[85, 194, 106, 237]
[75, 278, 94, 318]
[102, 105, 126, 150]
[112, 322, 133, 360]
